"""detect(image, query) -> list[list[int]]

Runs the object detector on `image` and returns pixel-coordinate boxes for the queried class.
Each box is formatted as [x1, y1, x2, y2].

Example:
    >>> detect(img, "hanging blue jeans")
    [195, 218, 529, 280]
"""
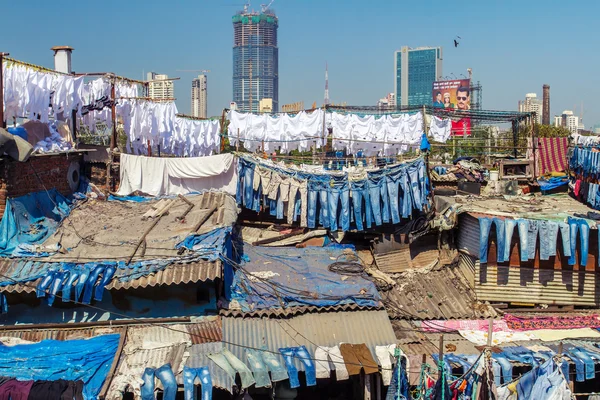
[367, 171, 390, 226]
[74, 265, 91, 303]
[307, 177, 329, 229]
[236, 161, 244, 205]
[479, 218, 504, 263]
[545, 221, 560, 259]
[400, 170, 413, 219]
[183, 366, 212, 400]
[243, 161, 254, 209]
[94, 265, 116, 301]
[517, 219, 529, 261]
[527, 220, 539, 260]
[252, 183, 262, 213]
[504, 219, 517, 262]
[246, 349, 271, 388]
[407, 162, 423, 211]
[350, 179, 372, 231]
[566, 346, 596, 381]
[328, 177, 350, 232]
[385, 166, 405, 225]
[276, 193, 284, 220]
[62, 270, 80, 302]
[141, 364, 177, 400]
[491, 354, 512, 385]
[47, 271, 67, 306]
[279, 345, 316, 389]
[259, 347, 289, 382]
[568, 217, 589, 266]
[36, 270, 56, 298]
[82, 265, 105, 305]
[558, 222, 571, 257]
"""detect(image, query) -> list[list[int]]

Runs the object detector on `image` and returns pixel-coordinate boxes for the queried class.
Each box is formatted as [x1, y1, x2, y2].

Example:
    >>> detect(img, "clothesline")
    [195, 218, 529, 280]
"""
[3, 56, 71, 76]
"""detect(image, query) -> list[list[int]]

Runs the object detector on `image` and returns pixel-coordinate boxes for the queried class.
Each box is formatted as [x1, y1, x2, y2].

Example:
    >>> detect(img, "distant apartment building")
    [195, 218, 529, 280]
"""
[259, 98, 273, 113]
[147, 72, 174, 100]
[281, 102, 305, 113]
[394, 46, 443, 107]
[191, 75, 208, 118]
[377, 93, 396, 110]
[518, 93, 542, 124]
[554, 110, 579, 134]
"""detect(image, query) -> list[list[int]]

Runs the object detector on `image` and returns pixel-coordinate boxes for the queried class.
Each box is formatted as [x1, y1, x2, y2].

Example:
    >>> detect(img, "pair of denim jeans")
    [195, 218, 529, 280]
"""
[568, 217, 590, 266]
[479, 217, 505, 264]
[183, 366, 212, 400]
[140, 364, 177, 400]
[279, 345, 316, 389]
[385, 166, 406, 225]
[350, 179, 372, 231]
[287, 178, 307, 226]
[491, 354, 513, 386]
[328, 176, 350, 232]
[367, 169, 391, 226]
[207, 348, 255, 389]
[539, 220, 560, 260]
[307, 177, 330, 229]
[246, 348, 288, 388]
[565, 345, 597, 381]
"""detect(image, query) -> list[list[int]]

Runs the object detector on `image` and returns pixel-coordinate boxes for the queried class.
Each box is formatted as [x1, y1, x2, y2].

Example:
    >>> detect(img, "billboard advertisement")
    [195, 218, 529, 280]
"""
[432, 79, 472, 136]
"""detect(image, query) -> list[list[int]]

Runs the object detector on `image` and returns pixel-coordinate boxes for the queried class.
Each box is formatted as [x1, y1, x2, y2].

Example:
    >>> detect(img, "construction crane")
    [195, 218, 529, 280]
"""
[261, 0, 275, 12]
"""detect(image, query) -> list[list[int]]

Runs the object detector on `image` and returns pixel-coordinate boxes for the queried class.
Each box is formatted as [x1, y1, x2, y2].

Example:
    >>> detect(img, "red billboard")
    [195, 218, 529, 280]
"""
[432, 79, 472, 136]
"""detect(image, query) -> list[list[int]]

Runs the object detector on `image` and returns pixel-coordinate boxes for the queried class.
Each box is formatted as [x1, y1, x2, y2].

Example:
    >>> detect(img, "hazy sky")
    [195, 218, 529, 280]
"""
[2, 0, 598, 127]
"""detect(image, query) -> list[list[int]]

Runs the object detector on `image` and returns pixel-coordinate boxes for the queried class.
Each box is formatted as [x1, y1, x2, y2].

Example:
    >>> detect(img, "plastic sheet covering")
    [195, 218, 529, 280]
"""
[229, 244, 381, 311]
[0, 334, 120, 400]
[0, 189, 70, 257]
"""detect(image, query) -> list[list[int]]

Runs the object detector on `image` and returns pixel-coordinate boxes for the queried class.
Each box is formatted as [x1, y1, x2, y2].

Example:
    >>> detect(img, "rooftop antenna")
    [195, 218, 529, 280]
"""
[261, 0, 274, 12]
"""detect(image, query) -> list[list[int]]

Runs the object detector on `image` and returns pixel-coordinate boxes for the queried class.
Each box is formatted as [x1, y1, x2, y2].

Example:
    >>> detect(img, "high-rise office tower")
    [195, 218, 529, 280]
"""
[394, 46, 443, 107]
[232, 6, 279, 112]
[191, 75, 207, 118]
[147, 72, 174, 100]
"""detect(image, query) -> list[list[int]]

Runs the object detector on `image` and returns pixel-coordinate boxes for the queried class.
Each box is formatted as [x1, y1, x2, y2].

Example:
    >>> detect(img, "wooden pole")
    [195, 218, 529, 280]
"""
[0, 53, 8, 129]
[487, 318, 494, 347]
[236, 128, 240, 152]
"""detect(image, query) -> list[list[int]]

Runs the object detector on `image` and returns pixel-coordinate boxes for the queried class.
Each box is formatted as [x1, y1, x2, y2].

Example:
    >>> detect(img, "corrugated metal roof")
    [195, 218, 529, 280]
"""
[220, 303, 380, 318]
[0, 259, 221, 294]
[0, 325, 125, 342]
[382, 264, 498, 320]
[457, 213, 480, 257]
[373, 234, 441, 273]
[187, 317, 222, 344]
[223, 310, 397, 372]
[475, 263, 600, 306]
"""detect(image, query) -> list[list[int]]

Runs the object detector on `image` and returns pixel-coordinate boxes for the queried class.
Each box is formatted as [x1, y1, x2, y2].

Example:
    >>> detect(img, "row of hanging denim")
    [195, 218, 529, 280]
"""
[236, 155, 429, 232]
[479, 216, 591, 265]
[570, 147, 600, 176]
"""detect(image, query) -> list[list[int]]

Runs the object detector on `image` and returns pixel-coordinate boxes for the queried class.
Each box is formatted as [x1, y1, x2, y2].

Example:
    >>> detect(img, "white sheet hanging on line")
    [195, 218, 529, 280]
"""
[428, 116, 451, 143]
[227, 109, 325, 152]
[117, 153, 237, 196]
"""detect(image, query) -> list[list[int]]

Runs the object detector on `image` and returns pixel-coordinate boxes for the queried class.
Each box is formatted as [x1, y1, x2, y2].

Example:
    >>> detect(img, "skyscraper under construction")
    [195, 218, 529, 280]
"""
[232, 6, 279, 113]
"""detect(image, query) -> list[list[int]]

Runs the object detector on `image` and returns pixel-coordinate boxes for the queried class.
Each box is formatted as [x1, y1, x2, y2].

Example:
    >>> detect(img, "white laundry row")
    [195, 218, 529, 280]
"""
[2, 62, 140, 126]
[227, 109, 453, 156]
[228, 109, 326, 153]
[123, 100, 221, 157]
[330, 111, 425, 156]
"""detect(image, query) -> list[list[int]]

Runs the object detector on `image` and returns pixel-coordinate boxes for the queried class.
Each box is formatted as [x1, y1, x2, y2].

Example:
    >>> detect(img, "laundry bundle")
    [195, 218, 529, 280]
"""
[237, 155, 429, 232]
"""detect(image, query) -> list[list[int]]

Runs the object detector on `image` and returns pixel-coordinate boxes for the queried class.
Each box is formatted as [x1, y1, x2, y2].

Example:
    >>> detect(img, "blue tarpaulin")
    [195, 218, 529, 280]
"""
[0, 334, 120, 400]
[228, 244, 381, 311]
[538, 177, 568, 193]
[0, 189, 71, 257]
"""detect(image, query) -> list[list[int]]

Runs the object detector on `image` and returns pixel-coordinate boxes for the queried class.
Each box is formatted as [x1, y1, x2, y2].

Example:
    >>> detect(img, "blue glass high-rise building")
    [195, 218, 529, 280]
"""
[394, 46, 443, 107]
[232, 9, 279, 112]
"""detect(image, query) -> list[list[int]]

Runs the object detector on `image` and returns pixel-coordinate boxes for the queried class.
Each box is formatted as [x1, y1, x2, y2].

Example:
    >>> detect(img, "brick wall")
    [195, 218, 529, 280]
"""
[84, 162, 109, 192]
[0, 154, 82, 217]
